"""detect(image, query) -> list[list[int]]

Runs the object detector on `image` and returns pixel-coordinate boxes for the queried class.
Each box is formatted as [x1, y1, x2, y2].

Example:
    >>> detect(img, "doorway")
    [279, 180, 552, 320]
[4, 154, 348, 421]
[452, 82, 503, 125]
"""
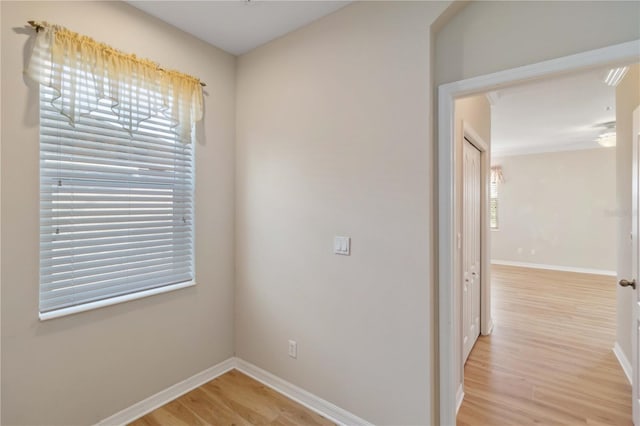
[437, 40, 640, 425]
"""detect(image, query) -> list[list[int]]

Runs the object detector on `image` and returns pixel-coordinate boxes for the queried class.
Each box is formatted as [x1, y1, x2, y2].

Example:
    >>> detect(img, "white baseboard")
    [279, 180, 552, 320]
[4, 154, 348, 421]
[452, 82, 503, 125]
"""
[96, 357, 236, 426]
[235, 358, 373, 426]
[491, 260, 616, 277]
[613, 342, 632, 385]
[455, 384, 465, 414]
[96, 357, 371, 426]
[482, 318, 495, 336]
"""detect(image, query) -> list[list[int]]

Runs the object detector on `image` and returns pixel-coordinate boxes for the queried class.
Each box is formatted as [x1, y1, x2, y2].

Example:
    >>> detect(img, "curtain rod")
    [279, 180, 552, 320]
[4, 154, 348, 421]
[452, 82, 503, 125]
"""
[27, 21, 207, 87]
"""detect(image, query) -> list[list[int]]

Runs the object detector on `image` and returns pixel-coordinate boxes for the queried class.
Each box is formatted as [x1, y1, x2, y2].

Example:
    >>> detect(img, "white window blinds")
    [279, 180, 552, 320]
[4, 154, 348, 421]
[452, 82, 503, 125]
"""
[39, 81, 194, 316]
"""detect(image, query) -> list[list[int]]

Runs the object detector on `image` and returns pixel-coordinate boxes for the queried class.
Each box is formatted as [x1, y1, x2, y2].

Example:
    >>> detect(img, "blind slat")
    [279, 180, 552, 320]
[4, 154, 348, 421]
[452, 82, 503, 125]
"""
[41, 267, 192, 297]
[41, 226, 191, 243]
[42, 254, 193, 285]
[41, 238, 192, 254]
[41, 240, 192, 259]
[41, 169, 191, 186]
[41, 214, 192, 226]
[40, 147, 192, 170]
[41, 246, 192, 269]
[40, 209, 191, 220]
[40, 273, 193, 312]
[40, 270, 193, 312]
[43, 221, 189, 235]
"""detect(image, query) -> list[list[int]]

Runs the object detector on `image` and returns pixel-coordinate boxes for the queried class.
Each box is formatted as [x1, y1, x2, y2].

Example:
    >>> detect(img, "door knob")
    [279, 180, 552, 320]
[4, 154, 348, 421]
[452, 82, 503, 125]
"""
[619, 279, 636, 289]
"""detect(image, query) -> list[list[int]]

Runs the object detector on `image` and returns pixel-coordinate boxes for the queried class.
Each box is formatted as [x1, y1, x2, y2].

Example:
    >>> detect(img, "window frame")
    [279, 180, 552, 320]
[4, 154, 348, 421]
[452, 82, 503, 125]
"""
[489, 178, 499, 230]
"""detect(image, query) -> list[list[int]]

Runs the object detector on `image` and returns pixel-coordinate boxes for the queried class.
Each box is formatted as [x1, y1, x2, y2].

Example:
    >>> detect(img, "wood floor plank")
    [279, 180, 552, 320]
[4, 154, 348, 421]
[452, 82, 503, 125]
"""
[130, 370, 335, 426]
[176, 387, 252, 426]
[457, 265, 632, 425]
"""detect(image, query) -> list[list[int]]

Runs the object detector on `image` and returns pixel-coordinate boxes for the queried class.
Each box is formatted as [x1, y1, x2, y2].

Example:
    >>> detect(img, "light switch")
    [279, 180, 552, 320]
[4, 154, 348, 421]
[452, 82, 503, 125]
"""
[334, 236, 351, 256]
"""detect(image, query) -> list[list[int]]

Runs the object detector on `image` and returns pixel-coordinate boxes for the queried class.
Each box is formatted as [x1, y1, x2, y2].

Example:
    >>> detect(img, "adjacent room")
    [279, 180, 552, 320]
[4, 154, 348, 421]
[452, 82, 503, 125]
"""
[453, 66, 636, 424]
[1, 1, 639, 425]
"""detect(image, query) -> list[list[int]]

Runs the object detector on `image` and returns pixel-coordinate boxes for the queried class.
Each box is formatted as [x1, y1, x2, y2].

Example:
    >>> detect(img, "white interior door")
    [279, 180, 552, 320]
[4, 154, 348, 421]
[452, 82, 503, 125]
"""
[631, 106, 640, 425]
[463, 138, 481, 362]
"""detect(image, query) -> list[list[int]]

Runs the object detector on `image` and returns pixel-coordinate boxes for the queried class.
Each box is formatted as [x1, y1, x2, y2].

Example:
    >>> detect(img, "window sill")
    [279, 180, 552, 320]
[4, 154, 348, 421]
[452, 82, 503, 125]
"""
[39, 280, 196, 321]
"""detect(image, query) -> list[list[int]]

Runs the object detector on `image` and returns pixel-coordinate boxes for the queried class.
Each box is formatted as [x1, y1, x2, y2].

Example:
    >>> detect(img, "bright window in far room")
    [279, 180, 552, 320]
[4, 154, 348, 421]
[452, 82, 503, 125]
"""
[490, 166, 502, 230]
[489, 179, 498, 229]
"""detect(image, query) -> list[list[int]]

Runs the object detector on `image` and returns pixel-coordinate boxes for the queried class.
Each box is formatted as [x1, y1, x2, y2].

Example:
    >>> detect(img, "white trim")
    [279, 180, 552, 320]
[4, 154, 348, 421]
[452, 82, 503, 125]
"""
[492, 141, 606, 158]
[463, 122, 488, 152]
[438, 69, 458, 426]
[96, 357, 235, 426]
[438, 39, 640, 426]
[485, 91, 500, 106]
[40, 281, 196, 321]
[631, 106, 640, 425]
[614, 342, 632, 385]
[484, 318, 495, 336]
[490, 260, 617, 277]
[455, 384, 465, 414]
[235, 359, 373, 426]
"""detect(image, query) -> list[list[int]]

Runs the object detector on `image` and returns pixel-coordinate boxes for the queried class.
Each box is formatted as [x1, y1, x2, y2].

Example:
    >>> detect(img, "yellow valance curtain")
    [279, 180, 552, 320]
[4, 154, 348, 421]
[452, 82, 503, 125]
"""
[490, 166, 504, 183]
[26, 21, 203, 143]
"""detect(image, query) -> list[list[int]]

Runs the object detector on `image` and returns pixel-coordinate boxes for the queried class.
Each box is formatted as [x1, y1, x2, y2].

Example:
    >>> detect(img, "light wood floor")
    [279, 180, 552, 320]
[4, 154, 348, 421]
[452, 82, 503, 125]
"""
[129, 370, 335, 426]
[457, 265, 632, 425]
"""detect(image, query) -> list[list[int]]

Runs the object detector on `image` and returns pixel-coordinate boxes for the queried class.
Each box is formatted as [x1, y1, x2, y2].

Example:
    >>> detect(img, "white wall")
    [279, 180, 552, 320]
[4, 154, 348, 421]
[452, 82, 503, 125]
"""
[235, 2, 451, 424]
[616, 64, 640, 363]
[1, 2, 236, 425]
[491, 149, 617, 272]
[435, 1, 640, 85]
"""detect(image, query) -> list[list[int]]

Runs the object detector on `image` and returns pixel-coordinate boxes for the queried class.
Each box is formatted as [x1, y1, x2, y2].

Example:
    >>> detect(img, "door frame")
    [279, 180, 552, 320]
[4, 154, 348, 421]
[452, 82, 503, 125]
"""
[437, 39, 640, 426]
[632, 105, 640, 425]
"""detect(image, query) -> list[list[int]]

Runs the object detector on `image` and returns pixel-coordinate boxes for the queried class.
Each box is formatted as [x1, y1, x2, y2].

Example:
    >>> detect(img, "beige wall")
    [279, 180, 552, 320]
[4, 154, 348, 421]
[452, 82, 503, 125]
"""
[453, 94, 491, 396]
[0, 2, 236, 425]
[435, 1, 640, 85]
[616, 64, 640, 362]
[491, 149, 617, 271]
[235, 2, 450, 424]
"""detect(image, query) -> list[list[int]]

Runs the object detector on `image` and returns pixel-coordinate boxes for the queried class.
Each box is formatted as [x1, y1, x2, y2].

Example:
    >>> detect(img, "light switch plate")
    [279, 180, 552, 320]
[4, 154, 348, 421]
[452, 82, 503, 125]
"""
[334, 236, 351, 255]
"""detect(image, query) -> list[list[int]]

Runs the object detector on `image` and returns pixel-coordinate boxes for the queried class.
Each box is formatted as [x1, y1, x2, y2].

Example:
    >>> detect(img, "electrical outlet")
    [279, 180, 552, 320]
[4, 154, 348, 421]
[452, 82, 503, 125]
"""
[288, 340, 297, 359]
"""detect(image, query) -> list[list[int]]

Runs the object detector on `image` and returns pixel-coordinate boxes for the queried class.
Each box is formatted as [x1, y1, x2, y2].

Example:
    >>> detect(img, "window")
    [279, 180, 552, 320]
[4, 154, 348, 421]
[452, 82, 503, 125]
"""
[40, 86, 193, 315]
[490, 166, 503, 230]
[28, 22, 202, 320]
[39, 79, 194, 319]
[489, 179, 498, 229]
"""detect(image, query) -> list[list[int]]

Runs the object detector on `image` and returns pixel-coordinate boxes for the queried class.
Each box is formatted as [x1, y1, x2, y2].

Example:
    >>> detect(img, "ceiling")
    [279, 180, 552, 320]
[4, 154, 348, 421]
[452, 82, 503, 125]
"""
[127, 1, 351, 55]
[128, 1, 618, 157]
[489, 67, 617, 157]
